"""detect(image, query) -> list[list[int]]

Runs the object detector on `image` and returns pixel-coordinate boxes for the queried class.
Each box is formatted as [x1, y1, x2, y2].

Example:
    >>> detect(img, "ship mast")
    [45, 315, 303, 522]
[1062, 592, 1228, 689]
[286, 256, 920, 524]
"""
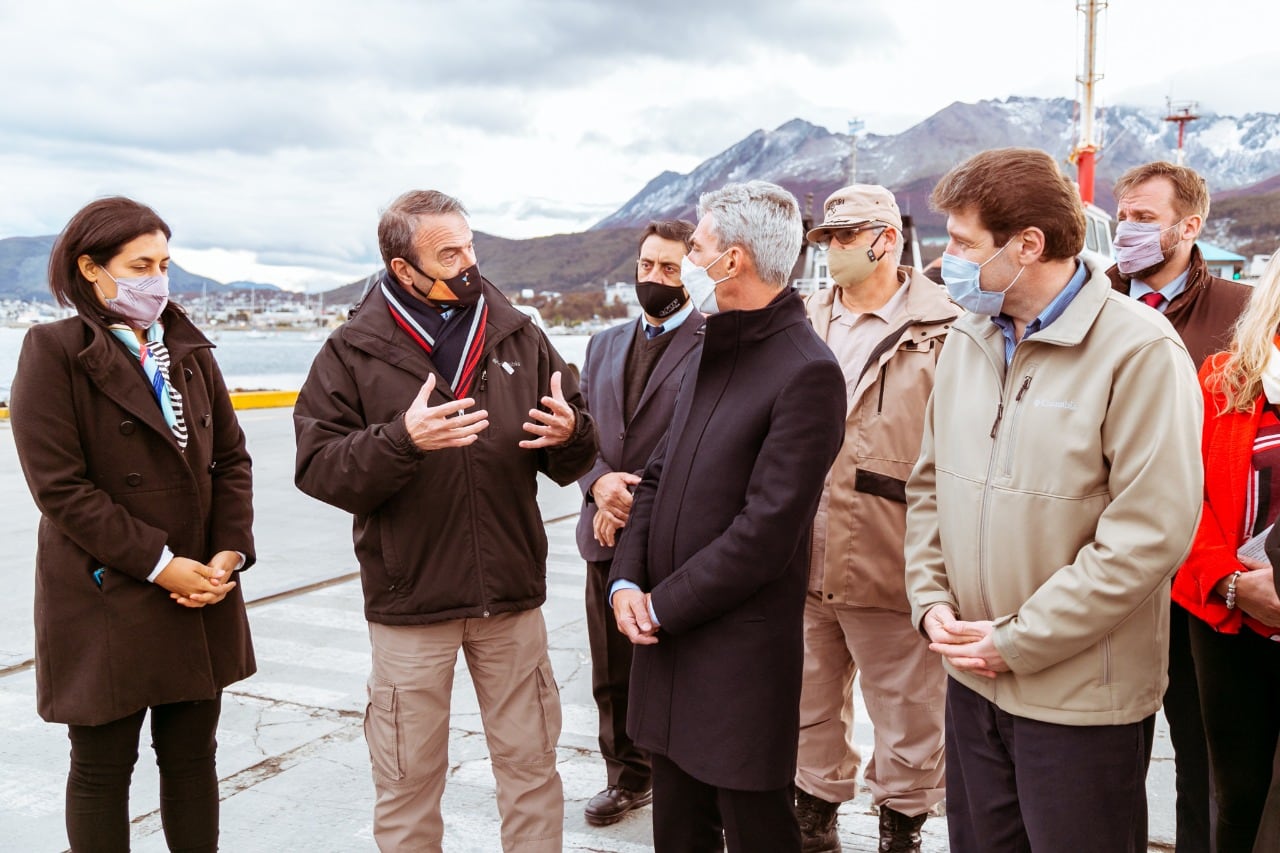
[1070, 0, 1107, 205]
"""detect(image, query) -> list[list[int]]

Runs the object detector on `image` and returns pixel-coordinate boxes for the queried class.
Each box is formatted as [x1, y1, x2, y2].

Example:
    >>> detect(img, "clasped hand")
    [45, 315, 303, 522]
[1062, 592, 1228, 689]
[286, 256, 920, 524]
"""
[612, 588, 659, 646]
[591, 471, 641, 547]
[923, 605, 1010, 679]
[156, 551, 241, 609]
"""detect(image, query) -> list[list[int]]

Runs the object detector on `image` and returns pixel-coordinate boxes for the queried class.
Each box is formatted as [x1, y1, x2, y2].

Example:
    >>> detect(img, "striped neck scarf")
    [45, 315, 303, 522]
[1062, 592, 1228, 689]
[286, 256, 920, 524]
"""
[108, 321, 188, 450]
[382, 276, 488, 397]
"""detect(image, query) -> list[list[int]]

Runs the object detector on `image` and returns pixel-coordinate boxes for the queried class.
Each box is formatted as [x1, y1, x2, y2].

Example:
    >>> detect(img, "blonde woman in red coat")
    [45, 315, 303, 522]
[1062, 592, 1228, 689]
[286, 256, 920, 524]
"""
[1174, 250, 1280, 853]
[10, 197, 255, 852]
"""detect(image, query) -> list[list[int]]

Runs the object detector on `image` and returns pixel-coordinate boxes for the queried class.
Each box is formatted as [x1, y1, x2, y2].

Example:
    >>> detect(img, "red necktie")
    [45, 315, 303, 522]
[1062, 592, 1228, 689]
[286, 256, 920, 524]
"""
[1138, 292, 1165, 311]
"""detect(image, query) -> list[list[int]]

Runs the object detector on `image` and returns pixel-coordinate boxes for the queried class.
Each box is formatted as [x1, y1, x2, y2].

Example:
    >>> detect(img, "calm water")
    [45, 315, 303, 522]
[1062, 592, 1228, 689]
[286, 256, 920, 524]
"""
[0, 326, 595, 402]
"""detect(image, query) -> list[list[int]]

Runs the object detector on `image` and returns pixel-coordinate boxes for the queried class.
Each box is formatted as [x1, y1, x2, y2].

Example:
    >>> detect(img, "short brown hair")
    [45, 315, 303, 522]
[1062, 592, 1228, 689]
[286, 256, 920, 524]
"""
[48, 197, 172, 324]
[1112, 161, 1210, 220]
[638, 219, 695, 253]
[378, 190, 468, 273]
[930, 148, 1085, 261]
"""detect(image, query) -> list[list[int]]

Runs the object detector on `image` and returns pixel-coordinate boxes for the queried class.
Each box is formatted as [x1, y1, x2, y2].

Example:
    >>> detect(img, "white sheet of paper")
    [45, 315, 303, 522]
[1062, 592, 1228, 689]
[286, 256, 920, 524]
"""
[1237, 523, 1274, 563]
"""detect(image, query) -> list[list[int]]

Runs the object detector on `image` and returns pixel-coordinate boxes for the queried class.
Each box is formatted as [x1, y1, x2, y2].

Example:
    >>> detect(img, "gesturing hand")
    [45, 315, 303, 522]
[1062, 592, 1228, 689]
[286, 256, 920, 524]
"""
[404, 374, 489, 452]
[520, 371, 576, 449]
[156, 557, 234, 610]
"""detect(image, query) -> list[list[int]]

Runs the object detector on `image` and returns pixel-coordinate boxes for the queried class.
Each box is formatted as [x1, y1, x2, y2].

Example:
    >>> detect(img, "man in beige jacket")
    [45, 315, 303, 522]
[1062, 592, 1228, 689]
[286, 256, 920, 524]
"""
[795, 185, 959, 853]
[905, 148, 1203, 852]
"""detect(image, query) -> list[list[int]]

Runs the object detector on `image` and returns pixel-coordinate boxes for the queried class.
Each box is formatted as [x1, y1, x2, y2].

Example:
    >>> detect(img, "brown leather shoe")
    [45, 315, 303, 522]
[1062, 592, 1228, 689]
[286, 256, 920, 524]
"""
[878, 805, 926, 852]
[584, 785, 653, 826]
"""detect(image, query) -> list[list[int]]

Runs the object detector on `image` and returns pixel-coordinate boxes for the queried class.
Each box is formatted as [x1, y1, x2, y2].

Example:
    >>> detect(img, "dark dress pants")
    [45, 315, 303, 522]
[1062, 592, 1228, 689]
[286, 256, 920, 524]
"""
[585, 558, 651, 790]
[1188, 617, 1280, 853]
[945, 678, 1152, 853]
[650, 752, 800, 853]
[66, 696, 222, 853]
[1165, 600, 1216, 852]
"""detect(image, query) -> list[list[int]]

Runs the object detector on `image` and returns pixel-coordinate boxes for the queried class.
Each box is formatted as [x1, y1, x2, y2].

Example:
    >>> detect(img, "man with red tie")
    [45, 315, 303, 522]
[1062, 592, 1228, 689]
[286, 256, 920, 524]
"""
[1107, 161, 1250, 853]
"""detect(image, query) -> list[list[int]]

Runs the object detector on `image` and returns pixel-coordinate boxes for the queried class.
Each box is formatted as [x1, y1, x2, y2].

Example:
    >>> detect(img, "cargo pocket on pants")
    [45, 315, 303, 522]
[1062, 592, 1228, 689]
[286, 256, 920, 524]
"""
[365, 678, 403, 781]
[534, 658, 563, 754]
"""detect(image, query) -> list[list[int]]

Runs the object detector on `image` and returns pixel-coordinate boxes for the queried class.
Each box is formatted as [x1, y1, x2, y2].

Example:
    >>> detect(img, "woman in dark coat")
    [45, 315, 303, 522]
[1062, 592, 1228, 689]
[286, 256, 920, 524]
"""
[10, 197, 255, 852]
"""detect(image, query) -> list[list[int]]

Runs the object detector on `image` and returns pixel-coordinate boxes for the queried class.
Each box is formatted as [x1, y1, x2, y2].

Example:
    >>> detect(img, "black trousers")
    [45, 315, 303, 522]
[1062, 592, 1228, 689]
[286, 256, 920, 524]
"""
[65, 696, 222, 853]
[1165, 600, 1216, 852]
[944, 678, 1152, 853]
[650, 752, 799, 853]
[1188, 617, 1280, 853]
[585, 558, 650, 790]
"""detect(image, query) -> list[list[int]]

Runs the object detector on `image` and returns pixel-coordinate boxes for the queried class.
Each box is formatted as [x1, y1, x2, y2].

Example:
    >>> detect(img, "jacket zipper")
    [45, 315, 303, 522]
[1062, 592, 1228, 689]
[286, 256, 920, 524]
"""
[999, 374, 1034, 477]
[1100, 633, 1113, 685]
[876, 363, 888, 414]
[466, 366, 490, 615]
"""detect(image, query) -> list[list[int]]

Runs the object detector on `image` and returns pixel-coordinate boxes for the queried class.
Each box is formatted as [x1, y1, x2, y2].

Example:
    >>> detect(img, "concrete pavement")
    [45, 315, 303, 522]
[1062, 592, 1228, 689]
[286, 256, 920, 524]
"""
[0, 409, 1180, 851]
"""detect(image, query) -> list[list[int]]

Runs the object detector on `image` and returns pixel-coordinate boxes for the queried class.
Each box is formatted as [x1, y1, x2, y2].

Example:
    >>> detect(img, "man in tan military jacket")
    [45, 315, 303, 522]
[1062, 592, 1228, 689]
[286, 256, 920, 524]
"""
[795, 185, 960, 853]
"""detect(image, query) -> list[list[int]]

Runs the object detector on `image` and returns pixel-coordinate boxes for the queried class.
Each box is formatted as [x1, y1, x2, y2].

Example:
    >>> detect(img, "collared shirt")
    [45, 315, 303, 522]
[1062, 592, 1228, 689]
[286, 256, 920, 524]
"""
[1129, 268, 1191, 311]
[991, 260, 1088, 365]
[826, 273, 910, 407]
[644, 301, 694, 337]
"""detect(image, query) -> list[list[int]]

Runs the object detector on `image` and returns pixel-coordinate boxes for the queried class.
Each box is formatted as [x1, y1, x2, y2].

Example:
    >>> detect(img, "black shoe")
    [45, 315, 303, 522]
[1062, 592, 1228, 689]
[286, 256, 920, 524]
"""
[878, 805, 926, 852]
[584, 785, 653, 826]
[794, 788, 841, 853]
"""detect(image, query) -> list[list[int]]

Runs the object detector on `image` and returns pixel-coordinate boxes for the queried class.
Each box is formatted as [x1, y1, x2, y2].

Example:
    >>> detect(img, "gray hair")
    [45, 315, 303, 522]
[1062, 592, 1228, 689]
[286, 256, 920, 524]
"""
[697, 181, 802, 287]
[378, 190, 468, 271]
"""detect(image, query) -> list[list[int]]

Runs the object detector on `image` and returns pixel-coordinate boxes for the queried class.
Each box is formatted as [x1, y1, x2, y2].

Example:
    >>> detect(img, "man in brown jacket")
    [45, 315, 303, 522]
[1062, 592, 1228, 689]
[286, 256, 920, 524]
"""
[794, 185, 959, 853]
[1108, 161, 1251, 853]
[294, 190, 597, 852]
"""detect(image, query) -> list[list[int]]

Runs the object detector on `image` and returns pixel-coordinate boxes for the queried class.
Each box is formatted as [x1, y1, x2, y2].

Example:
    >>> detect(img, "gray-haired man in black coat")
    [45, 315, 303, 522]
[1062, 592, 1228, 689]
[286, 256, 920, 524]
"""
[609, 181, 846, 853]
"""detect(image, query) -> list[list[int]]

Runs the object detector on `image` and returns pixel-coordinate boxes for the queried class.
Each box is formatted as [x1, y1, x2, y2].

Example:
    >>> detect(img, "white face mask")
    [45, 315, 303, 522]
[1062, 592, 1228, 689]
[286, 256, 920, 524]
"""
[680, 249, 731, 314]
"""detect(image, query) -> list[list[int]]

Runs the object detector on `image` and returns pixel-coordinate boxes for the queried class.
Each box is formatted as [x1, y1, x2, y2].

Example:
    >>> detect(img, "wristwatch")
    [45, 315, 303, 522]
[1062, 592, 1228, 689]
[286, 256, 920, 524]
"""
[1225, 570, 1243, 610]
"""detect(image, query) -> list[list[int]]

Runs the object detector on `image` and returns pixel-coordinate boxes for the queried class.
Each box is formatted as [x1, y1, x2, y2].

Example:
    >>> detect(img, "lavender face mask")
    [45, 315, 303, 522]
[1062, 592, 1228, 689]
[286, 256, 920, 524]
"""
[1113, 221, 1179, 277]
[101, 270, 169, 328]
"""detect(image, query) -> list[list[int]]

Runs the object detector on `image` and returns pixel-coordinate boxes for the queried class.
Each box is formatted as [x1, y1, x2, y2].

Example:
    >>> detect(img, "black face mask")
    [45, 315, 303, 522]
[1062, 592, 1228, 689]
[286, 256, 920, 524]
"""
[635, 280, 687, 320]
[406, 260, 484, 309]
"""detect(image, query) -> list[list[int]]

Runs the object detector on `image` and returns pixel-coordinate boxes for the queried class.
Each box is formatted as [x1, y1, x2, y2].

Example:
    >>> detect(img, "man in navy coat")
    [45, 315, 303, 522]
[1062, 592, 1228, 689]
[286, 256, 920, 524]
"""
[609, 181, 846, 852]
[576, 219, 702, 826]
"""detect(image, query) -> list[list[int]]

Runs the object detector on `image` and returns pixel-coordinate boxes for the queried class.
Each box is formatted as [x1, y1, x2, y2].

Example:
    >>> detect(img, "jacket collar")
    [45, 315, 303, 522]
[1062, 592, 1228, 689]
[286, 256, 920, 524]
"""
[75, 307, 211, 444]
[807, 267, 961, 344]
[955, 255, 1112, 351]
[340, 272, 530, 392]
[701, 287, 808, 355]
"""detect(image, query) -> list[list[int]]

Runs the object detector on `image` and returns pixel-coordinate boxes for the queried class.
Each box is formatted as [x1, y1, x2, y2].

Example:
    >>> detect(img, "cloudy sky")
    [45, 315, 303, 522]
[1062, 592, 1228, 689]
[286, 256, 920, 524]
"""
[3, 0, 1278, 291]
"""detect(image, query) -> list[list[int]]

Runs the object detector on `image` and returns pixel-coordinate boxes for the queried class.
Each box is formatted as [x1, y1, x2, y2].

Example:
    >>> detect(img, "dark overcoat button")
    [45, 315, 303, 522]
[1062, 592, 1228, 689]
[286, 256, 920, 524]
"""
[183, 368, 194, 380]
[126, 473, 142, 486]
[201, 413, 212, 427]
[119, 420, 135, 435]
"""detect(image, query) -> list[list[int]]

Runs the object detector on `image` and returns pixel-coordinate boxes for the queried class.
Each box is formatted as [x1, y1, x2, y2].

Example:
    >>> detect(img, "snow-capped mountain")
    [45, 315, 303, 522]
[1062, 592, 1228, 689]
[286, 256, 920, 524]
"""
[593, 96, 1280, 230]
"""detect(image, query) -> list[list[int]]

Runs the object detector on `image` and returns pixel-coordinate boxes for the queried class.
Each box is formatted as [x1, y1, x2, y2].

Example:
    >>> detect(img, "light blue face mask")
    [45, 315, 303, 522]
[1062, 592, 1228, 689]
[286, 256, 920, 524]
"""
[940, 241, 1023, 316]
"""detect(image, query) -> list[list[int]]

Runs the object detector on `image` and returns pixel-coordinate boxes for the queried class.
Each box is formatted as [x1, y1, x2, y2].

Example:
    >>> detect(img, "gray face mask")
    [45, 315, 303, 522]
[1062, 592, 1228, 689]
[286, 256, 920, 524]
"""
[100, 269, 170, 328]
[680, 249, 730, 314]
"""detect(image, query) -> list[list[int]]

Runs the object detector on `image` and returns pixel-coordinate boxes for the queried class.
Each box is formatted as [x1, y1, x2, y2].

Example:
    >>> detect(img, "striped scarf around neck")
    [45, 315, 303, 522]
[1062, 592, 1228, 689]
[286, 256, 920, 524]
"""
[108, 321, 189, 449]
[381, 277, 489, 397]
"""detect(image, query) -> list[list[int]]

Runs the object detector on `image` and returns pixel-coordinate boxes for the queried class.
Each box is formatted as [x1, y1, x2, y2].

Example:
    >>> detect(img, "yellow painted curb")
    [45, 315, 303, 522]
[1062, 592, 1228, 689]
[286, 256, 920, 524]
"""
[229, 390, 299, 410]
[0, 391, 297, 419]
